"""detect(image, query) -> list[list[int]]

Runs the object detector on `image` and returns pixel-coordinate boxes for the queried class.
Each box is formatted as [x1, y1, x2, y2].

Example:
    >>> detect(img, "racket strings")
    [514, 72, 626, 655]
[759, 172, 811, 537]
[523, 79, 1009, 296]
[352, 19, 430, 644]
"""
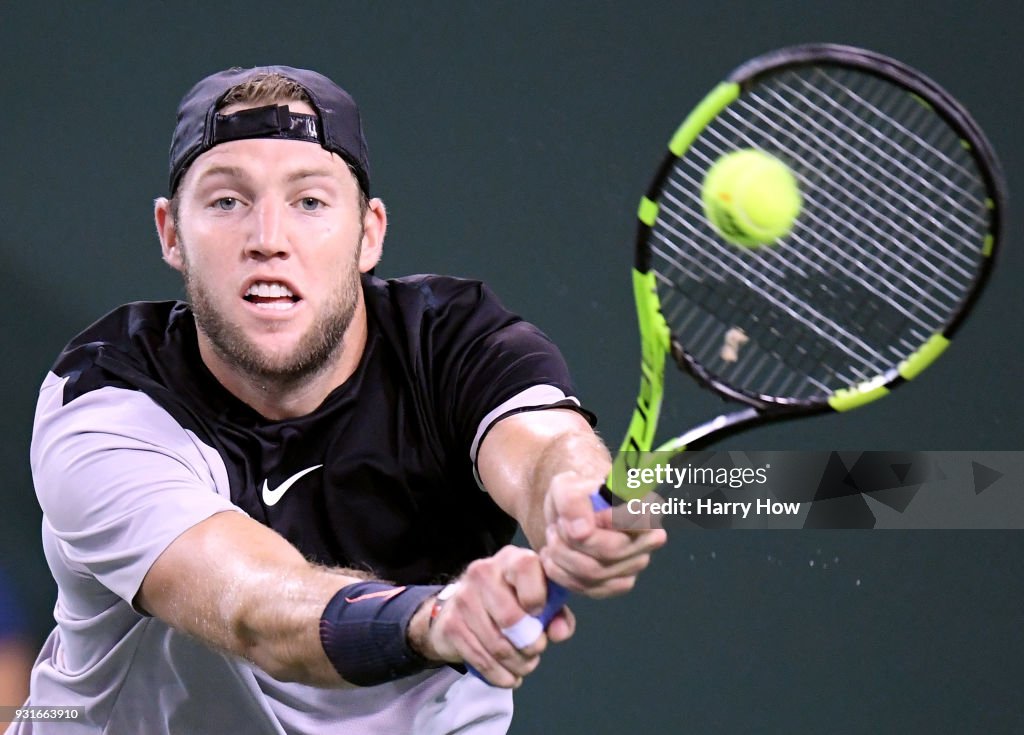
[756, 69, 988, 323]
[762, 71, 985, 268]
[682, 113, 958, 337]
[652, 199, 889, 371]
[801, 69, 990, 225]
[649, 64, 990, 403]
[669, 274, 840, 395]
[723, 87, 972, 310]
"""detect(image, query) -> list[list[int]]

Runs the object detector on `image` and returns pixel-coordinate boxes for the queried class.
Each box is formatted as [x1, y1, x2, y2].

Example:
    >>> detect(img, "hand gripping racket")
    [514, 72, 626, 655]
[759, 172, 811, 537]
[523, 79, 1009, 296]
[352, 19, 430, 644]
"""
[473, 43, 1005, 682]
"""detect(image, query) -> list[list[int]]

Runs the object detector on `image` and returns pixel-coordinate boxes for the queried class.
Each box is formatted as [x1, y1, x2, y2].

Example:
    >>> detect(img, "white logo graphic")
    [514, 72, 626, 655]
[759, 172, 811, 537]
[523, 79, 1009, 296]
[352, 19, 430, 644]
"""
[261, 465, 324, 507]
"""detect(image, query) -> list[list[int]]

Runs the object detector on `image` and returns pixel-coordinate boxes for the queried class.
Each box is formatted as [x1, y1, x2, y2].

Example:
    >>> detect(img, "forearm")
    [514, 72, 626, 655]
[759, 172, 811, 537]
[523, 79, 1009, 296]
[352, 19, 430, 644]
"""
[518, 430, 610, 549]
[478, 409, 666, 599]
[478, 409, 610, 550]
[224, 563, 370, 685]
[139, 511, 371, 686]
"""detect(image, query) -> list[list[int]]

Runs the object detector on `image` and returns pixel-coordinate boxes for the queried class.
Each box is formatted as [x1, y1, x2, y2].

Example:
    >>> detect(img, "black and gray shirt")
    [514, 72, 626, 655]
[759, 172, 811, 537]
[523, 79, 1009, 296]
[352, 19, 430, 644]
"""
[20, 274, 591, 735]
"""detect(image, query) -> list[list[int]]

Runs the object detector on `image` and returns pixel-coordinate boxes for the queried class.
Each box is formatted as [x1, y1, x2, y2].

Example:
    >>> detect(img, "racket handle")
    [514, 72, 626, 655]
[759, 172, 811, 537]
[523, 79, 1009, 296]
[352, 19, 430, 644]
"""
[467, 489, 611, 683]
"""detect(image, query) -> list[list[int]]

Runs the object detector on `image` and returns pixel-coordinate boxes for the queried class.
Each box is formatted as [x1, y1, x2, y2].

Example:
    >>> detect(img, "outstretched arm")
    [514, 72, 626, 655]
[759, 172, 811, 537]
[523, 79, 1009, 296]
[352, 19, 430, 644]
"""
[139, 511, 563, 689]
[477, 408, 666, 597]
[137, 510, 365, 686]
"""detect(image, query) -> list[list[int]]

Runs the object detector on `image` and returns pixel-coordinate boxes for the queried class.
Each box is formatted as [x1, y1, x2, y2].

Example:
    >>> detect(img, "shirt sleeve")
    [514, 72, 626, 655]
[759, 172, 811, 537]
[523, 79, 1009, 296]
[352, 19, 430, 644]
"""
[31, 373, 243, 607]
[417, 278, 595, 467]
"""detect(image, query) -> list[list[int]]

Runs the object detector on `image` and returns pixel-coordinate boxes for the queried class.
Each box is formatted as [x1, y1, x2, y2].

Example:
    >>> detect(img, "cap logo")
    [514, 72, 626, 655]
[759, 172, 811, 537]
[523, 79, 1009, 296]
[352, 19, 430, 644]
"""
[211, 104, 323, 147]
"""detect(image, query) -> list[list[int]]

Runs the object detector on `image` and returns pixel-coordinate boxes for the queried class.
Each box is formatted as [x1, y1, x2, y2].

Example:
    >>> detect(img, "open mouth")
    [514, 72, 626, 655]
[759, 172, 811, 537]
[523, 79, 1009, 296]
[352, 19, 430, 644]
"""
[243, 281, 302, 310]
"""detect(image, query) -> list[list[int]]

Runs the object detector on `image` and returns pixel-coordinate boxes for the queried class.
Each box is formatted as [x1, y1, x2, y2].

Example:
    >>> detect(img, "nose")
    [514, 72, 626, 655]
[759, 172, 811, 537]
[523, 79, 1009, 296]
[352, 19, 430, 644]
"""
[245, 199, 290, 260]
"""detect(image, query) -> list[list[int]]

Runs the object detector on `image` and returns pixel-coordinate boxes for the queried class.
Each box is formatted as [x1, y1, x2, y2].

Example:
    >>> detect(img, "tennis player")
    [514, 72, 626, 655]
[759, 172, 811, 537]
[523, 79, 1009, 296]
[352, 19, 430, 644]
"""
[13, 66, 665, 734]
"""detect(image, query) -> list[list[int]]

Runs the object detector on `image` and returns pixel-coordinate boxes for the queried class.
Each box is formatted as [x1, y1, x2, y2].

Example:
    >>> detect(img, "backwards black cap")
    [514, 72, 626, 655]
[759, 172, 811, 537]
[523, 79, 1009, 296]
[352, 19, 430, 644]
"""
[168, 65, 370, 196]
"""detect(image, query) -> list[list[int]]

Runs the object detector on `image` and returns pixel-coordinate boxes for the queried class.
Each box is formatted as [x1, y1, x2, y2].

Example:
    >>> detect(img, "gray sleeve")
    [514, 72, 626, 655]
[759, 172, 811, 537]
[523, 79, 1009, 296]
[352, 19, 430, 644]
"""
[30, 372, 243, 606]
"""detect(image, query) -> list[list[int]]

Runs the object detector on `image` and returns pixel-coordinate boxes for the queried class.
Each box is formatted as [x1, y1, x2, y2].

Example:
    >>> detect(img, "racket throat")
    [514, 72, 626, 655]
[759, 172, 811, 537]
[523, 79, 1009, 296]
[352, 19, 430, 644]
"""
[672, 407, 761, 451]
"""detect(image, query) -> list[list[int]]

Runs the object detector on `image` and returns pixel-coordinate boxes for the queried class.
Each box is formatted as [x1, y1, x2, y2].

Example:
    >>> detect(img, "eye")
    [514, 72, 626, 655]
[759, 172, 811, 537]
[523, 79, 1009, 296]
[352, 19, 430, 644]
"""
[300, 197, 323, 211]
[215, 197, 238, 211]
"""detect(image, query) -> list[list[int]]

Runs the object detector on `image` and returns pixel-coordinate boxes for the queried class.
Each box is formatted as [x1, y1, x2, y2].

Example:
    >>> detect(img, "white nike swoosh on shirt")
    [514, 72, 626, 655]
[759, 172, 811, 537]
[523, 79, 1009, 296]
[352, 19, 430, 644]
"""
[261, 464, 324, 507]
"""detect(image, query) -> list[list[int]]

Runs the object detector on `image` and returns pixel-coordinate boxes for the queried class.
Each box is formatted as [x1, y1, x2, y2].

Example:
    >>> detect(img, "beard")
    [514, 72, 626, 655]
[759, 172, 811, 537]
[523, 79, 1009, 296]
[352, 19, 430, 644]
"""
[180, 242, 363, 390]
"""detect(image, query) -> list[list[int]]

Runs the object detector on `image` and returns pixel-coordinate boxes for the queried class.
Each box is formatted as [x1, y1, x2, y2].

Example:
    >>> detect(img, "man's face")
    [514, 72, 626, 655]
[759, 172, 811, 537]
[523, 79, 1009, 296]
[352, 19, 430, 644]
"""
[158, 101, 382, 385]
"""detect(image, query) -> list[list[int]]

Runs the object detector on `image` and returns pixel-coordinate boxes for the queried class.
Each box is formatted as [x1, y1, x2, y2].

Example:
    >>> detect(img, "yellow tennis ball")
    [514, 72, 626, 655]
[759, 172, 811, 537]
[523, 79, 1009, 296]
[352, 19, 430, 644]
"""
[701, 149, 802, 247]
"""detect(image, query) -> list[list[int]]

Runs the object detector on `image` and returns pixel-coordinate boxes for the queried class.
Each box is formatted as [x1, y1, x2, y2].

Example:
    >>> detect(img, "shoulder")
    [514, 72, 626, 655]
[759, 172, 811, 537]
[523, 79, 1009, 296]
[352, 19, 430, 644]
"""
[51, 300, 199, 404]
[31, 374, 232, 534]
[32, 374, 216, 486]
[56, 301, 187, 362]
[364, 273, 514, 322]
[363, 273, 529, 359]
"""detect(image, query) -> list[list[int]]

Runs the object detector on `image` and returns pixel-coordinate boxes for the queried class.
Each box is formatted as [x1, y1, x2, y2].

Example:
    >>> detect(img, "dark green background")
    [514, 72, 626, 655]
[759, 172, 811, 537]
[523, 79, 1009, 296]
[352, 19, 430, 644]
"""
[2, 2, 1021, 732]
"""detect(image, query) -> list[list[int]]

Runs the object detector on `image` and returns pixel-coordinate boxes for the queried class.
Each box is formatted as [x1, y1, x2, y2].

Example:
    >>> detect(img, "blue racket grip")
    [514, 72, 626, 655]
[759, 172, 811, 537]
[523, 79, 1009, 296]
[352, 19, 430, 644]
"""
[468, 489, 611, 683]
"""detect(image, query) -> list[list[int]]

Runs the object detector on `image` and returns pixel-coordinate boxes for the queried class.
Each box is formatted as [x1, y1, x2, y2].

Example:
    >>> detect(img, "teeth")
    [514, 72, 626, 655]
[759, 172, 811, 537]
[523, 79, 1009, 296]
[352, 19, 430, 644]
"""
[245, 281, 295, 298]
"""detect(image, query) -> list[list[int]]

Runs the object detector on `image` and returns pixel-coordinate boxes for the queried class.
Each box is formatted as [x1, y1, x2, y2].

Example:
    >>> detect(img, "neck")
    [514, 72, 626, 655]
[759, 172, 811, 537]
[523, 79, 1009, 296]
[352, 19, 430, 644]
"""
[198, 300, 368, 421]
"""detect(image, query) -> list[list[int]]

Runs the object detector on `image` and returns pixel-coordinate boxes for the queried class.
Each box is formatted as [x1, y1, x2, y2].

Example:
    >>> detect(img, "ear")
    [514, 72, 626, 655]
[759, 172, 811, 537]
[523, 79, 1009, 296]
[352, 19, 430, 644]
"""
[154, 197, 185, 272]
[358, 198, 387, 273]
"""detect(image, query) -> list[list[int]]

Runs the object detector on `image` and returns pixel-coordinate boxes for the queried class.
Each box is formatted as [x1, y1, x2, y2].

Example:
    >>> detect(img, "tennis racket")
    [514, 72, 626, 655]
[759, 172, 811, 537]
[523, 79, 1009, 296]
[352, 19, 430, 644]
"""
[527, 42, 1002, 644]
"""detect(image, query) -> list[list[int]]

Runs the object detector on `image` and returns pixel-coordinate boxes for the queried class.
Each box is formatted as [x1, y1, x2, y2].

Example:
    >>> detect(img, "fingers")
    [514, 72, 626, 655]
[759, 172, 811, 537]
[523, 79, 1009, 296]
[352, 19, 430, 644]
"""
[540, 527, 664, 597]
[545, 471, 601, 542]
[499, 548, 548, 617]
[428, 546, 573, 688]
[544, 606, 575, 644]
[543, 472, 668, 597]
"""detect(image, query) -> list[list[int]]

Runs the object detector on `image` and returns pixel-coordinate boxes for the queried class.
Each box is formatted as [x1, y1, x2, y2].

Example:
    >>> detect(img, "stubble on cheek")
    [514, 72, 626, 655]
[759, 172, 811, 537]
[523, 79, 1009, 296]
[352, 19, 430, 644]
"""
[178, 237, 363, 388]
